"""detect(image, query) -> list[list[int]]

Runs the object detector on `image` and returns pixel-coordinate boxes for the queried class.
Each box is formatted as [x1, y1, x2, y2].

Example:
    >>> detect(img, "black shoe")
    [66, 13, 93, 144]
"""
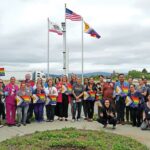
[23, 123, 26, 126]
[112, 125, 116, 129]
[26, 120, 31, 124]
[17, 123, 21, 127]
[46, 120, 50, 122]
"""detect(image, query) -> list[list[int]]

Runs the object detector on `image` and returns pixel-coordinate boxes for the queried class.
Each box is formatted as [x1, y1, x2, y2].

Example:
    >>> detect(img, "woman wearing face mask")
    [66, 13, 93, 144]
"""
[98, 99, 117, 129]
[16, 82, 32, 127]
[44, 79, 58, 122]
[141, 94, 150, 130]
[4, 77, 19, 126]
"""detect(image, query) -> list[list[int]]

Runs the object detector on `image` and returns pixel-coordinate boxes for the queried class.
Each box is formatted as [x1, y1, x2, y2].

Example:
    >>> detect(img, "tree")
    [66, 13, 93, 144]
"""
[142, 68, 148, 74]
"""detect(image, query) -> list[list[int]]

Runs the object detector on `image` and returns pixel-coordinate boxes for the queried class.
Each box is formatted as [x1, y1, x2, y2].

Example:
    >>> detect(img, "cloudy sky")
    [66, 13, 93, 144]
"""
[0, 0, 150, 75]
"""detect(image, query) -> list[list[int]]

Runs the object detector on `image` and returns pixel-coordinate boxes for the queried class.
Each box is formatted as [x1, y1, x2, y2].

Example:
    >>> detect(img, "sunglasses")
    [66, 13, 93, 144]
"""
[0, 82, 3, 83]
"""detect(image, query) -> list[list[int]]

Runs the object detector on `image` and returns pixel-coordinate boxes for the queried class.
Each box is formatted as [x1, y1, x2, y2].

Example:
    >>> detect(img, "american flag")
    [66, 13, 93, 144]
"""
[66, 8, 82, 21]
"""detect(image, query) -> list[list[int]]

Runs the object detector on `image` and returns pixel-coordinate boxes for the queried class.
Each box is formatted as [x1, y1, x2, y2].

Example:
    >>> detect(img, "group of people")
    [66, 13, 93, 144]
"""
[0, 73, 150, 130]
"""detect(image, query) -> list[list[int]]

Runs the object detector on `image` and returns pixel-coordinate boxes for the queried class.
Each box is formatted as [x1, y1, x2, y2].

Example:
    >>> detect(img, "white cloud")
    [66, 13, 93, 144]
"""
[0, 0, 150, 75]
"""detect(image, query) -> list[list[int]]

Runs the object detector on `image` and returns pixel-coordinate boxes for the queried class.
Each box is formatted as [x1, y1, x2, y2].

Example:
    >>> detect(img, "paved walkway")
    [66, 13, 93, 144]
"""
[0, 119, 150, 149]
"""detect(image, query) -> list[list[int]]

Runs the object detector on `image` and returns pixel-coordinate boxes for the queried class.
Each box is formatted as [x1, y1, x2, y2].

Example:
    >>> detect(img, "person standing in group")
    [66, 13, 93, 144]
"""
[26, 80, 34, 124]
[33, 78, 43, 92]
[4, 77, 19, 126]
[44, 78, 58, 122]
[85, 77, 97, 122]
[114, 74, 129, 125]
[0, 79, 5, 127]
[96, 75, 105, 117]
[55, 77, 63, 121]
[127, 84, 144, 127]
[141, 94, 150, 130]
[143, 78, 150, 102]
[126, 77, 133, 123]
[72, 78, 84, 122]
[25, 74, 34, 87]
[102, 77, 114, 107]
[70, 74, 77, 86]
[137, 79, 147, 102]
[16, 82, 32, 127]
[33, 84, 45, 122]
[24, 74, 34, 124]
[83, 78, 89, 120]
[61, 75, 72, 121]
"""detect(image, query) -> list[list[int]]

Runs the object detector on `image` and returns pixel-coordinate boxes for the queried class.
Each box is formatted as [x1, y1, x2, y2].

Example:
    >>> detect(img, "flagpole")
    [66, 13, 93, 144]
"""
[65, 3, 68, 77]
[47, 17, 50, 77]
[81, 18, 84, 84]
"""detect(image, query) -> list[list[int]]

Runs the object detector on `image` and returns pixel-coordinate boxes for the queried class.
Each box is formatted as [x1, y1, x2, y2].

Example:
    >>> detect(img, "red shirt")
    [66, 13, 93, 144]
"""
[103, 82, 114, 100]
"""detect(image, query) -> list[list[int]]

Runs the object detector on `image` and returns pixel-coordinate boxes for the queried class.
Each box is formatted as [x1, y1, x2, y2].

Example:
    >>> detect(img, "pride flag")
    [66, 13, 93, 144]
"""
[122, 86, 129, 94]
[0, 68, 5, 76]
[67, 84, 73, 93]
[116, 86, 122, 94]
[37, 94, 45, 101]
[21, 95, 31, 103]
[131, 96, 140, 105]
[49, 95, 57, 101]
[96, 94, 102, 101]
[16, 96, 23, 106]
[89, 91, 96, 99]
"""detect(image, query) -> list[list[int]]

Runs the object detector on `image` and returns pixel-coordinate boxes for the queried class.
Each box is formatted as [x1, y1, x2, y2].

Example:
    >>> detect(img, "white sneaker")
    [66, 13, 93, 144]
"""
[0, 125, 4, 128]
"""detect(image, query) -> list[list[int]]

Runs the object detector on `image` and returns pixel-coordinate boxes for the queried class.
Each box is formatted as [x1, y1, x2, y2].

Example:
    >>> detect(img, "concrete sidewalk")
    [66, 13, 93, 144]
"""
[0, 119, 150, 149]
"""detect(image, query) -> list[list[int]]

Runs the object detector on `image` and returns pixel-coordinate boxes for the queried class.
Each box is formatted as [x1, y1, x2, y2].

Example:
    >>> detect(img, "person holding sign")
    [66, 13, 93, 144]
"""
[33, 84, 45, 122]
[16, 82, 32, 127]
[44, 78, 58, 122]
[4, 77, 19, 126]
[127, 84, 144, 127]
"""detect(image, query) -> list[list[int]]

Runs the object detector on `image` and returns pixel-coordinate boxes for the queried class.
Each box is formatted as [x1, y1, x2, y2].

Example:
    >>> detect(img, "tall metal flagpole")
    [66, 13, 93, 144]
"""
[62, 3, 67, 76]
[47, 18, 50, 77]
[65, 3, 68, 77]
[81, 18, 84, 84]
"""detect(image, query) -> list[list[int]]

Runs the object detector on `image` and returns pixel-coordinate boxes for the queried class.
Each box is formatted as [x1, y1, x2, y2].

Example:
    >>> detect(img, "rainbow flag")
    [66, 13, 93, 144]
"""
[16, 96, 23, 106]
[122, 86, 129, 94]
[131, 96, 140, 105]
[89, 91, 96, 99]
[21, 95, 31, 103]
[0, 68, 5, 76]
[67, 84, 73, 94]
[96, 94, 102, 101]
[116, 86, 122, 94]
[37, 94, 45, 101]
[49, 95, 57, 101]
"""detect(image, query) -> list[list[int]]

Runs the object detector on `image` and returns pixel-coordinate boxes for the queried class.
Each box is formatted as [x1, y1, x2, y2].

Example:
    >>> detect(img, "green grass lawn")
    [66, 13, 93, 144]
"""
[0, 128, 148, 150]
